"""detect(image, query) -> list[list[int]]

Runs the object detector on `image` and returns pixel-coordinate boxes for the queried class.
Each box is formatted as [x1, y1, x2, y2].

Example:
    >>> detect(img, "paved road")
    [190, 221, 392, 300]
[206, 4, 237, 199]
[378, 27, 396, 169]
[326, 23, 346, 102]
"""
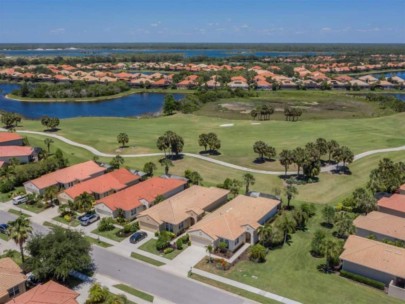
[0, 210, 49, 235]
[92, 246, 250, 304]
[15, 130, 405, 175]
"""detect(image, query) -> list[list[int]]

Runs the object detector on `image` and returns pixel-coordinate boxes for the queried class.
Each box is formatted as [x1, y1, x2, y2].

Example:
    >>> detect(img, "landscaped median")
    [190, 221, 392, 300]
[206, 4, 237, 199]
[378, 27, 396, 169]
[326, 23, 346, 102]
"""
[8, 208, 31, 217]
[130, 252, 165, 266]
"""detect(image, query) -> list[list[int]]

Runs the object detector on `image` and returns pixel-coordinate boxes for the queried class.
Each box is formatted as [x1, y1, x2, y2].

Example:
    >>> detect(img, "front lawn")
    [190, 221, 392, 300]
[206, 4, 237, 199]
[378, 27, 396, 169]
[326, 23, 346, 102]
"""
[91, 227, 128, 242]
[0, 233, 9, 241]
[84, 236, 113, 248]
[139, 239, 187, 260]
[194, 203, 403, 304]
[18, 203, 47, 214]
[52, 215, 80, 227]
[8, 209, 31, 217]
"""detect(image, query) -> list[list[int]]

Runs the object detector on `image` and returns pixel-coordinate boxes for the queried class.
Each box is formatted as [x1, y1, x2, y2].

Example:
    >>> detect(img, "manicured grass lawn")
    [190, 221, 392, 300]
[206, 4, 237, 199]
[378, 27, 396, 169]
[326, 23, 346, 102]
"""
[0, 187, 25, 203]
[43, 221, 64, 230]
[52, 215, 80, 227]
[113, 284, 154, 302]
[91, 227, 127, 242]
[195, 204, 403, 304]
[8, 209, 31, 217]
[191, 273, 280, 304]
[138, 239, 187, 260]
[21, 112, 405, 172]
[84, 236, 113, 248]
[130, 252, 165, 266]
[0, 233, 9, 241]
[18, 203, 47, 214]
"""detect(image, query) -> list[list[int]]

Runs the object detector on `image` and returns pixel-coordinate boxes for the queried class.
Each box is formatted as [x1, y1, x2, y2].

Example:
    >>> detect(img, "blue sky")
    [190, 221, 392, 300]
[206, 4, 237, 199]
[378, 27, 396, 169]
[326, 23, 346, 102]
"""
[0, 0, 404, 43]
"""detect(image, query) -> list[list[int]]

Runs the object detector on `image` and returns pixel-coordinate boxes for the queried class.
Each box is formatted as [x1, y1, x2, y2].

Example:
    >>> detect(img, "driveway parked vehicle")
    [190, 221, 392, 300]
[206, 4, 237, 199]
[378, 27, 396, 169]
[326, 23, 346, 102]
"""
[0, 223, 9, 234]
[129, 231, 147, 244]
[79, 213, 100, 226]
[12, 195, 28, 205]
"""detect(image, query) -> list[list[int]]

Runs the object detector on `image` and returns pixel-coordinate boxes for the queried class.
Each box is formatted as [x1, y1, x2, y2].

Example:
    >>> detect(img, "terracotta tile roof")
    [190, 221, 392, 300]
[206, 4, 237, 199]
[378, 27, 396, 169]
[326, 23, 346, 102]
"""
[138, 186, 229, 225]
[27, 161, 105, 190]
[96, 177, 187, 211]
[354, 211, 405, 241]
[378, 194, 405, 214]
[8, 280, 79, 304]
[0, 258, 26, 298]
[340, 235, 405, 278]
[63, 168, 140, 200]
[0, 146, 34, 158]
[0, 132, 23, 143]
[188, 195, 280, 241]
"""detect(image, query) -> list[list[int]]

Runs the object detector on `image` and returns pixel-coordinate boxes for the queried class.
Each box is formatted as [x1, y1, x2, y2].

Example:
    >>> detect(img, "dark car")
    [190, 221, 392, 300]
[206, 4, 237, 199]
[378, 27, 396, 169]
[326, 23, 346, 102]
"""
[79, 213, 100, 226]
[129, 231, 147, 244]
[26, 272, 40, 288]
[0, 224, 8, 235]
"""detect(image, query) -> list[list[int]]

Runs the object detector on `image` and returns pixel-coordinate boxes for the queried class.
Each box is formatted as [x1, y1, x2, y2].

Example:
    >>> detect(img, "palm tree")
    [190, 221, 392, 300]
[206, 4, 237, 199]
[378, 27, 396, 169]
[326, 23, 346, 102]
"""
[276, 213, 296, 245]
[243, 173, 256, 194]
[319, 237, 342, 272]
[284, 183, 298, 209]
[257, 224, 273, 245]
[279, 149, 294, 176]
[110, 155, 125, 169]
[7, 215, 33, 263]
[44, 186, 58, 206]
[74, 192, 95, 213]
[44, 138, 54, 154]
[206, 244, 213, 263]
[159, 158, 173, 176]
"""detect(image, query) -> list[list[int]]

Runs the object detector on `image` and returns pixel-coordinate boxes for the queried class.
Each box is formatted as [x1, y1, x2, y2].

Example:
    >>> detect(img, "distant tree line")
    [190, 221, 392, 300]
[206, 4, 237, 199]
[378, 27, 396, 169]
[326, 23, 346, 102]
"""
[12, 81, 130, 99]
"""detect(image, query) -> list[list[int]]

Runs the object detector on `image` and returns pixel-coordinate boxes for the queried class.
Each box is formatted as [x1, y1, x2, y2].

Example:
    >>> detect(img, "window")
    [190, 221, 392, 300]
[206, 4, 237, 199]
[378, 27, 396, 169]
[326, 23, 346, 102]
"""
[130, 209, 137, 216]
[165, 223, 173, 232]
[179, 221, 184, 230]
[8, 285, 20, 297]
[235, 237, 239, 245]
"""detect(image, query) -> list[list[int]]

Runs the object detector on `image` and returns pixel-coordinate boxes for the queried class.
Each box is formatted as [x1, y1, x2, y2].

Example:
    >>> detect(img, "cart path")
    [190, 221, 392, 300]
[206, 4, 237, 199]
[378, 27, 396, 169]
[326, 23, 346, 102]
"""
[15, 130, 405, 176]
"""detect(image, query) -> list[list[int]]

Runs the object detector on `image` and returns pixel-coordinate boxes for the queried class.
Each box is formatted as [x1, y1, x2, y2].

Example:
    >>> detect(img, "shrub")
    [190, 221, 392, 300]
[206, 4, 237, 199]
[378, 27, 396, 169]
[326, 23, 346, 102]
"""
[163, 247, 174, 254]
[340, 270, 385, 290]
[154, 231, 160, 237]
[0, 179, 15, 193]
[181, 234, 189, 244]
[130, 222, 139, 233]
[176, 239, 183, 250]
[98, 217, 115, 232]
[64, 214, 72, 222]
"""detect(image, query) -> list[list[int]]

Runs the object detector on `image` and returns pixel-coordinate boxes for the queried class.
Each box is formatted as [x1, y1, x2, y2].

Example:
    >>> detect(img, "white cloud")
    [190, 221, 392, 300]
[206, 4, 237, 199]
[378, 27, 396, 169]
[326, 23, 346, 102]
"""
[150, 21, 161, 27]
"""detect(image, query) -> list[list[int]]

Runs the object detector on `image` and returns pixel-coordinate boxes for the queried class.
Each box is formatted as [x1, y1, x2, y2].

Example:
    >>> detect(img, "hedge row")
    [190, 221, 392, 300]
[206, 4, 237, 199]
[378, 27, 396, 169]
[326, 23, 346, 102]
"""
[340, 270, 385, 290]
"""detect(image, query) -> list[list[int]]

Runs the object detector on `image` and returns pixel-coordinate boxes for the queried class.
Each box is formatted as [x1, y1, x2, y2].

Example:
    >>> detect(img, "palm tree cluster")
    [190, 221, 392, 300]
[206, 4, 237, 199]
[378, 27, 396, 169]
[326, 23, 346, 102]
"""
[253, 141, 276, 162]
[198, 132, 221, 154]
[156, 130, 184, 158]
[284, 107, 303, 121]
[250, 104, 275, 121]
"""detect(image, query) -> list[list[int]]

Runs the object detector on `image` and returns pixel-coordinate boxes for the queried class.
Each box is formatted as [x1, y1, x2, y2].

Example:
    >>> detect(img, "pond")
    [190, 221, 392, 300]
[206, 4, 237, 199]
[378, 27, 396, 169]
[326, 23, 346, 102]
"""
[0, 84, 184, 119]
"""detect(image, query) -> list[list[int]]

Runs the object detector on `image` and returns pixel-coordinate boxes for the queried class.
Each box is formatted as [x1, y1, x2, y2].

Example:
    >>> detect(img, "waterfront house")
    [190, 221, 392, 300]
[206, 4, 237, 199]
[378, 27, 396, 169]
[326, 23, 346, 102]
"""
[377, 193, 405, 218]
[0, 133, 24, 146]
[188, 195, 281, 251]
[0, 146, 37, 164]
[24, 160, 106, 195]
[137, 186, 229, 235]
[95, 177, 187, 220]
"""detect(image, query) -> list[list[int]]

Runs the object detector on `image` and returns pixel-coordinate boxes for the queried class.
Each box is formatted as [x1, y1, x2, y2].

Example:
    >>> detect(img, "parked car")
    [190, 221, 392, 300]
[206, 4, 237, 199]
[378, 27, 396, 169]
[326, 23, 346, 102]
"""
[129, 231, 147, 244]
[79, 213, 100, 226]
[12, 195, 28, 205]
[26, 272, 40, 288]
[0, 224, 8, 234]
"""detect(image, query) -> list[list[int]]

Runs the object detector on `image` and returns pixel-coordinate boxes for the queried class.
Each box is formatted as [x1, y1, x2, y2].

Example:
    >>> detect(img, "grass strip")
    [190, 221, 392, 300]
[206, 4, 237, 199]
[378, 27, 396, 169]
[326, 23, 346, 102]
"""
[85, 236, 112, 248]
[191, 273, 280, 304]
[130, 252, 165, 267]
[8, 209, 31, 217]
[113, 284, 154, 302]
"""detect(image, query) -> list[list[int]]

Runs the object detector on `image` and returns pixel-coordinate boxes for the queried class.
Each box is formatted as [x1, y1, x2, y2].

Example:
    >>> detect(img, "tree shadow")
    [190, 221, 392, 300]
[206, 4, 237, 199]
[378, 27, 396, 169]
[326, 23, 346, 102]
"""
[320, 222, 334, 229]
[44, 128, 61, 133]
[331, 167, 352, 175]
[316, 263, 334, 274]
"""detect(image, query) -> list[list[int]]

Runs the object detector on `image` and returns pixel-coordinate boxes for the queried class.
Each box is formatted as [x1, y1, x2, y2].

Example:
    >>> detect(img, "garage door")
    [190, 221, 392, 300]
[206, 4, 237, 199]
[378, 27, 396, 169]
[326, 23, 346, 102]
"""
[139, 221, 159, 232]
[190, 235, 212, 247]
[95, 207, 112, 217]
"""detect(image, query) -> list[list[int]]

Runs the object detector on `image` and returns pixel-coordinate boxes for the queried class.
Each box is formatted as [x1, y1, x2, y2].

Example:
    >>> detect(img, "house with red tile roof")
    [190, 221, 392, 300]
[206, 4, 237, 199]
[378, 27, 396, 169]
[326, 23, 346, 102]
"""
[95, 177, 187, 220]
[58, 168, 141, 203]
[0, 133, 23, 146]
[378, 193, 405, 218]
[24, 161, 106, 195]
[0, 146, 37, 164]
[0, 258, 27, 303]
[7, 280, 79, 304]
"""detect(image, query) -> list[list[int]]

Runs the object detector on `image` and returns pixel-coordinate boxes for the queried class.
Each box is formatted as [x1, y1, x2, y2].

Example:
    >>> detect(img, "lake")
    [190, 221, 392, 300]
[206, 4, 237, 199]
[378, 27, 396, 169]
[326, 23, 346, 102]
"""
[0, 48, 326, 58]
[0, 84, 183, 119]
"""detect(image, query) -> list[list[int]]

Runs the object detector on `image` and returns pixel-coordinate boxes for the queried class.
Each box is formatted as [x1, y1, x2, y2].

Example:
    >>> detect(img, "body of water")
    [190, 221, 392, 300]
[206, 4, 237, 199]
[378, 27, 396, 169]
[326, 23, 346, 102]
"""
[0, 48, 325, 58]
[373, 71, 405, 79]
[0, 84, 183, 119]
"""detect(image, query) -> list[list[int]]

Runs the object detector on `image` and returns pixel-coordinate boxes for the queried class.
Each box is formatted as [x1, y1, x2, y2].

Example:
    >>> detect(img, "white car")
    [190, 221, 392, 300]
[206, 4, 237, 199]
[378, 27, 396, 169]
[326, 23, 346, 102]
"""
[12, 195, 28, 205]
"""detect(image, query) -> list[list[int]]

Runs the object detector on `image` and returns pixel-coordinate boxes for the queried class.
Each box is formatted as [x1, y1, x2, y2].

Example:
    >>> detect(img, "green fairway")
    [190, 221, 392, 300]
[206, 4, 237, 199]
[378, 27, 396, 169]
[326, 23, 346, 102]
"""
[194, 203, 403, 304]
[21, 112, 405, 171]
